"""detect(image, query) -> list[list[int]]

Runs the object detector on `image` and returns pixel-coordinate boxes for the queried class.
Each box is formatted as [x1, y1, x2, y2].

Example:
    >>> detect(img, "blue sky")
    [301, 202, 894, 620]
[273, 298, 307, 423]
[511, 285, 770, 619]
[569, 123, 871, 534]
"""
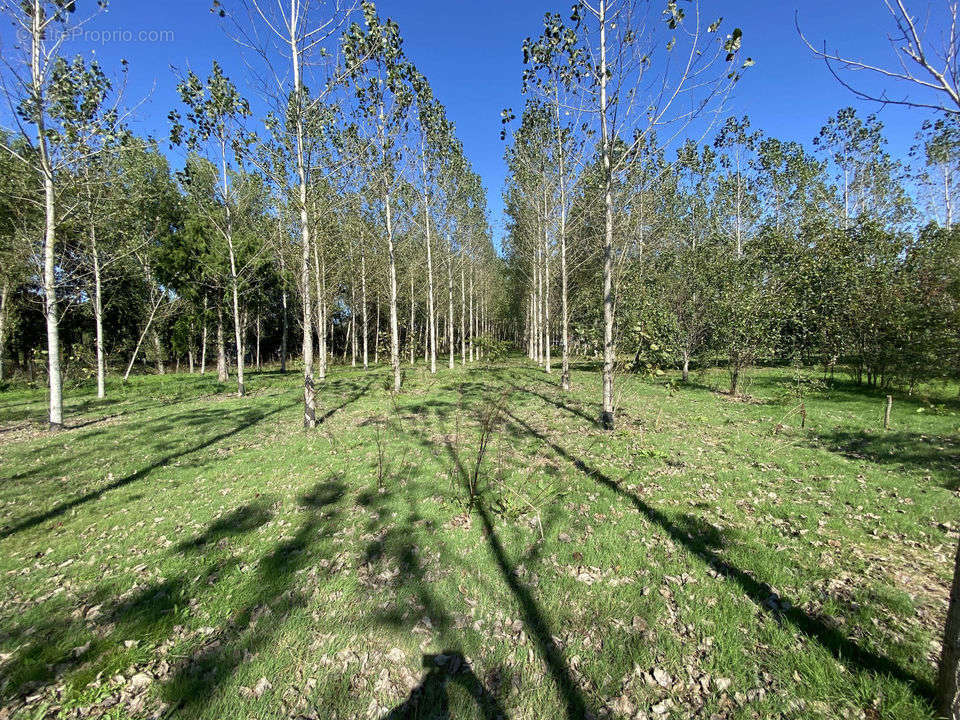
[1, 1, 944, 246]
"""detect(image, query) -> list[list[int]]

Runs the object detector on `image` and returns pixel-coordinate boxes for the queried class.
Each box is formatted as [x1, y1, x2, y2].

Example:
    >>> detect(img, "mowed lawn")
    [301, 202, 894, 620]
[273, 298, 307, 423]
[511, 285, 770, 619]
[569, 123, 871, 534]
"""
[0, 359, 957, 720]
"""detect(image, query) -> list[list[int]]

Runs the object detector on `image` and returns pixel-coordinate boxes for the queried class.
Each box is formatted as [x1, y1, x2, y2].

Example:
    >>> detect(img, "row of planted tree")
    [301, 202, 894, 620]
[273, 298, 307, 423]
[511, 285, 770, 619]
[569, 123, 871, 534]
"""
[4, 1, 960, 431]
[0, 0, 511, 429]
[496, 10, 960, 715]
[504, 56, 960, 409]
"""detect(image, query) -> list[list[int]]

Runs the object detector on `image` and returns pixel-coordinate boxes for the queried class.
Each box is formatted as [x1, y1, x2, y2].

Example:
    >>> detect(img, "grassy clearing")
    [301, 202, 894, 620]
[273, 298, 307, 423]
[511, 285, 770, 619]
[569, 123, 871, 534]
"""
[0, 358, 957, 720]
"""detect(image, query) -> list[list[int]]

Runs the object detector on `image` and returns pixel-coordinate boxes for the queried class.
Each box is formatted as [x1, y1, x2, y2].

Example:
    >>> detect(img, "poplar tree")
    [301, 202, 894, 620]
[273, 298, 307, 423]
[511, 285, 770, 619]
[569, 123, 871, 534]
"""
[170, 62, 253, 397]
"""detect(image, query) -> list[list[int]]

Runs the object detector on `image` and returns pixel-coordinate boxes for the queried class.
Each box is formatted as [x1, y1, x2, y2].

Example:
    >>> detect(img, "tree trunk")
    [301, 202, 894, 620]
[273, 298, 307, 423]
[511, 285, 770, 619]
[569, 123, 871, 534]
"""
[43, 186, 62, 427]
[528, 294, 535, 360]
[278, 229, 288, 373]
[124, 293, 164, 382]
[599, 0, 615, 431]
[350, 281, 357, 367]
[534, 249, 541, 364]
[460, 254, 467, 365]
[152, 325, 165, 375]
[217, 305, 229, 383]
[447, 249, 455, 369]
[255, 313, 261, 370]
[424, 191, 437, 374]
[32, 6, 63, 430]
[469, 262, 475, 362]
[0, 280, 8, 383]
[682, 350, 690, 382]
[409, 273, 416, 365]
[312, 234, 327, 383]
[216, 141, 244, 396]
[386, 188, 401, 392]
[320, 259, 329, 381]
[290, 18, 315, 428]
[90, 221, 106, 399]
[555, 89, 571, 391]
[543, 214, 551, 374]
[361, 251, 368, 369]
[200, 295, 208, 374]
[375, 294, 380, 365]
[936, 537, 960, 719]
[142, 260, 165, 376]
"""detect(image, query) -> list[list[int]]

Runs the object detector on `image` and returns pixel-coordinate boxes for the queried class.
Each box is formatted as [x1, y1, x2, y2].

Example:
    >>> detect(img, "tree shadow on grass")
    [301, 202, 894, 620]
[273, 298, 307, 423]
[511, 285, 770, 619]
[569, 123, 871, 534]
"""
[0, 400, 297, 540]
[504, 381, 599, 429]
[0, 495, 277, 707]
[319, 378, 375, 423]
[381, 652, 508, 720]
[813, 429, 960, 491]
[500, 406, 936, 705]
[440, 436, 591, 720]
[161, 478, 345, 714]
[175, 501, 275, 553]
[353, 426, 515, 719]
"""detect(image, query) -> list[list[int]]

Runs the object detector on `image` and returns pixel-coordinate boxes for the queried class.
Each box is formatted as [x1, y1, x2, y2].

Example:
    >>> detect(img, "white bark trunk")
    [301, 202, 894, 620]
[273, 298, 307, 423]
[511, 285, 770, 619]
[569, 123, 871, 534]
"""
[460, 255, 466, 365]
[409, 273, 416, 365]
[200, 295, 208, 374]
[425, 198, 436, 374]
[386, 188, 401, 391]
[124, 293, 164, 382]
[361, 251, 368, 369]
[447, 248, 454, 369]
[255, 313, 261, 370]
[543, 211, 551, 374]
[468, 261, 474, 362]
[375, 294, 380, 365]
[220, 143, 245, 398]
[0, 280, 8, 383]
[350, 281, 357, 367]
[217, 305, 229, 383]
[31, 1, 63, 429]
[290, 0, 315, 427]
[90, 222, 105, 399]
[555, 92, 570, 391]
[599, 0, 615, 430]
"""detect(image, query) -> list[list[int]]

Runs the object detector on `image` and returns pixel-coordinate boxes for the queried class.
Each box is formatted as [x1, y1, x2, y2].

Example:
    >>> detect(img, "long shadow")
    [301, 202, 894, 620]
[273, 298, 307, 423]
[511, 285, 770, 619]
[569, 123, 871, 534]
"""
[65, 413, 126, 430]
[175, 500, 275, 553]
[4, 481, 339, 710]
[814, 429, 960, 491]
[442, 438, 590, 720]
[319, 379, 375, 423]
[352, 465, 513, 718]
[501, 406, 935, 703]
[162, 478, 345, 713]
[0, 496, 277, 706]
[1, 393, 263, 484]
[381, 652, 508, 720]
[0, 421, 39, 435]
[505, 382, 599, 429]
[0, 400, 297, 540]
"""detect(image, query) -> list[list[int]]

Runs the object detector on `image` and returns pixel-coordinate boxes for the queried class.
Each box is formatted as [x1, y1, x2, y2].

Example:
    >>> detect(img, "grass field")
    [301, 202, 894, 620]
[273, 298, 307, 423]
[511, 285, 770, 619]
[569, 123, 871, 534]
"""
[0, 358, 957, 720]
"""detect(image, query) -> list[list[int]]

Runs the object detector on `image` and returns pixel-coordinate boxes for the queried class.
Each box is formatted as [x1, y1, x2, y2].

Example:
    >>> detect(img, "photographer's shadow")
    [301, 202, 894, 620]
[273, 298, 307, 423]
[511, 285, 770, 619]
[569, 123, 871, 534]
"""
[381, 652, 507, 720]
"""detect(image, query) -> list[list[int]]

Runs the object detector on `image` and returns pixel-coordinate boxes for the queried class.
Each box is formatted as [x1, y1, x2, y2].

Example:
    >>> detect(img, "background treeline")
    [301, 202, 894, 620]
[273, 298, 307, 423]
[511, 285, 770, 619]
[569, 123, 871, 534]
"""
[0, 136, 503, 385]
[0, 0, 507, 426]
[504, 107, 960, 395]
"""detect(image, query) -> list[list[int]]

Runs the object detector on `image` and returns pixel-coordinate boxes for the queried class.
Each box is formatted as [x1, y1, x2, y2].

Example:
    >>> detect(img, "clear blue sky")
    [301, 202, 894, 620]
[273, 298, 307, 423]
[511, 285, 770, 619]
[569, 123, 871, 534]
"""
[1, 1, 943, 247]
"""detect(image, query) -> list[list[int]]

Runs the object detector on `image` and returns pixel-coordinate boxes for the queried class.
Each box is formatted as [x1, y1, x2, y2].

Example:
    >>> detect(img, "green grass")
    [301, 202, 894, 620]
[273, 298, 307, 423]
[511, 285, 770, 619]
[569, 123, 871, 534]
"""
[0, 358, 956, 720]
